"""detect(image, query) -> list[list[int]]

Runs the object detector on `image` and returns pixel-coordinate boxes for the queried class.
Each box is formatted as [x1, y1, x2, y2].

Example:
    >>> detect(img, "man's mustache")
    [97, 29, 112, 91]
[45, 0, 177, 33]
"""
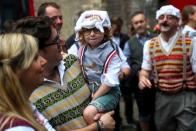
[160, 22, 169, 27]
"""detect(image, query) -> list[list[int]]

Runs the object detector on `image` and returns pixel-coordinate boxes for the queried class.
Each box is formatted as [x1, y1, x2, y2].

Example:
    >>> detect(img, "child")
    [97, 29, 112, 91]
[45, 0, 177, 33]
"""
[75, 10, 122, 124]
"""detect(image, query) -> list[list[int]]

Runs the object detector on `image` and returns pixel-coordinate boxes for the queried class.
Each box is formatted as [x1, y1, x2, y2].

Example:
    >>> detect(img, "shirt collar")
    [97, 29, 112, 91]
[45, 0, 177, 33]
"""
[136, 32, 151, 39]
[44, 60, 65, 85]
[88, 40, 110, 49]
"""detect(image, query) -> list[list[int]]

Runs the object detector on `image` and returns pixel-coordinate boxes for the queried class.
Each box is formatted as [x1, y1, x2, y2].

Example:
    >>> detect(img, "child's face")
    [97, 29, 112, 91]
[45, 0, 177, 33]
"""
[83, 28, 104, 48]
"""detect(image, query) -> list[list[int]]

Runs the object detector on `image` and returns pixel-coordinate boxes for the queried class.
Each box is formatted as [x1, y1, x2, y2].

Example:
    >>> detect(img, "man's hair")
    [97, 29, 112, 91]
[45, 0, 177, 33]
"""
[12, 16, 52, 49]
[130, 11, 145, 21]
[182, 5, 196, 25]
[111, 16, 123, 28]
[129, 11, 145, 35]
[37, 2, 60, 16]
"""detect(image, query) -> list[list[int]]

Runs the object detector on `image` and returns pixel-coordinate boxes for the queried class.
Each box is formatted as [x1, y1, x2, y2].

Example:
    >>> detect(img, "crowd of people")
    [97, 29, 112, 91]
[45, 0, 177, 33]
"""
[0, 1, 196, 131]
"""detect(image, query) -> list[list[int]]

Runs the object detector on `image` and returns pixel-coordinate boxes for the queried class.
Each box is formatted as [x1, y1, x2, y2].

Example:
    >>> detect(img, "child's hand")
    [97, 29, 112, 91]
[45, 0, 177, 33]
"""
[119, 72, 125, 80]
[92, 93, 98, 100]
[91, 93, 94, 98]
[119, 67, 131, 80]
[93, 112, 103, 121]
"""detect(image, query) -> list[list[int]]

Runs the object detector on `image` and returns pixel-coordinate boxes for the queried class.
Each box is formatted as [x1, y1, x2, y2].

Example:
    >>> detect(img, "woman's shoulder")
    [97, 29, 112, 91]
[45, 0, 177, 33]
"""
[0, 115, 35, 131]
[4, 126, 35, 131]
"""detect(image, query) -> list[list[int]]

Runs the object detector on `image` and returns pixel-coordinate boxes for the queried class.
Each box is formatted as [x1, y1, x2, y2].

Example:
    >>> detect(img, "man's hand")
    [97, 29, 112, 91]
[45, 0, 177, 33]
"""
[138, 69, 152, 90]
[138, 76, 152, 89]
[99, 111, 115, 131]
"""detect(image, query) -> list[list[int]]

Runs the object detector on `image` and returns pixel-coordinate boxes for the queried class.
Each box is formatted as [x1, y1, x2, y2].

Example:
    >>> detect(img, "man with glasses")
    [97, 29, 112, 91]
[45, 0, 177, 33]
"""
[12, 16, 115, 131]
[43, 34, 65, 51]
[139, 5, 196, 131]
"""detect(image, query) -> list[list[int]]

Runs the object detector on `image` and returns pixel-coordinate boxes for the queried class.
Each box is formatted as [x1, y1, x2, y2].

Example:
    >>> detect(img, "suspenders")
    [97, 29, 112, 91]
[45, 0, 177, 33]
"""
[79, 45, 117, 81]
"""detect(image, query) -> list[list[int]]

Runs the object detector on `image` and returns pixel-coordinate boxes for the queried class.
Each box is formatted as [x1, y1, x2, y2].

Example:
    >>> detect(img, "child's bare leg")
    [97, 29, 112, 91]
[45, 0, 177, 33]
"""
[83, 105, 98, 124]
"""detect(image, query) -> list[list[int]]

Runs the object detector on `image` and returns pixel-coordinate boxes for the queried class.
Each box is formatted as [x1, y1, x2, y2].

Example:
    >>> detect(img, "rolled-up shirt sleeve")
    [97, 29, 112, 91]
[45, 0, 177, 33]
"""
[191, 37, 196, 73]
[101, 54, 121, 87]
[141, 40, 152, 71]
[118, 46, 130, 69]
[123, 41, 131, 58]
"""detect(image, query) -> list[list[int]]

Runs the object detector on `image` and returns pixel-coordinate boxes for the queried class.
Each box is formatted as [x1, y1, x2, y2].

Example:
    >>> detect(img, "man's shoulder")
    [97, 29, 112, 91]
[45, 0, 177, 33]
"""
[63, 53, 80, 69]
[120, 33, 129, 39]
[145, 36, 159, 50]
[63, 53, 78, 60]
[148, 35, 159, 42]
[29, 82, 58, 103]
[128, 35, 137, 42]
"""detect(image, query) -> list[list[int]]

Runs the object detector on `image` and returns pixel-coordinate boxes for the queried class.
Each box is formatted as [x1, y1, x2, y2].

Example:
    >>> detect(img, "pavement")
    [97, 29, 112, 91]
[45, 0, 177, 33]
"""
[118, 96, 139, 131]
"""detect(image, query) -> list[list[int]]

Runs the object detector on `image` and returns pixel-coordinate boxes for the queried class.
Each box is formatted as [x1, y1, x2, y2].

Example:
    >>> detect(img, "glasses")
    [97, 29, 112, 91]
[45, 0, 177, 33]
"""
[82, 28, 101, 36]
[51, 15, 63, 21]
[158, 15, 177, 20]
[44, 35, 64, 50]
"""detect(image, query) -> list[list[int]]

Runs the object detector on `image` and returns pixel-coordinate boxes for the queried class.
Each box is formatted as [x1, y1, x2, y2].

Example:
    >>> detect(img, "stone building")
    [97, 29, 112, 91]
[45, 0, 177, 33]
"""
[34, 0, 159, 39]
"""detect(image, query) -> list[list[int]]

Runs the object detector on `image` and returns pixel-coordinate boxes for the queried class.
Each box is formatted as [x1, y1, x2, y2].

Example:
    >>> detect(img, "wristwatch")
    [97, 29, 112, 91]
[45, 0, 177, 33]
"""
[96, 120, 104, 131]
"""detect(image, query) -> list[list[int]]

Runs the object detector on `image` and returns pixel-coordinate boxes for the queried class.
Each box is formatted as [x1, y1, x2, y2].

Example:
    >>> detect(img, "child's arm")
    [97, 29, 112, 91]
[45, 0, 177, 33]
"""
[92, 83, 111, 100]
[93, 52, 121, 100]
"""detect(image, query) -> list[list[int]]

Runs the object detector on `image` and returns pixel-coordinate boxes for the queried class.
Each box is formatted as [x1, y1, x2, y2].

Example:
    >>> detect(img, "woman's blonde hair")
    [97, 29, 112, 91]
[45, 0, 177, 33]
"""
[0, 33, 44, 130]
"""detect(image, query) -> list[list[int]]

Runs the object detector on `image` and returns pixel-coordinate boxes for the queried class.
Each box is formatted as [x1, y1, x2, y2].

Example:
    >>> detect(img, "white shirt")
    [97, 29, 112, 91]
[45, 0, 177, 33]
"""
[111, 36, 120, 46]
[5, 126, 35, 131]
[4, 104, 56, 131]
[44, 60, 65, 86]
[142, 31, 196, 73]
[31, 104, 56, 131]
[67, 42, 81, 56]
[68, 40, 130, 69]
[182, 25, 196, 38]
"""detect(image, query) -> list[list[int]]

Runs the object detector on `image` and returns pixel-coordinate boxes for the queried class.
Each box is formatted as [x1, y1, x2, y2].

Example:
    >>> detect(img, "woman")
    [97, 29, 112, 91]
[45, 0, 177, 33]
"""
[0, 33, 47, 131]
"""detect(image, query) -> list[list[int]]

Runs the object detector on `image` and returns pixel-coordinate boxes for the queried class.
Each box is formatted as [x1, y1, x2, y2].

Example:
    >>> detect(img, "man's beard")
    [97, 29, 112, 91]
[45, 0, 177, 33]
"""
[160, 22, 171, 32]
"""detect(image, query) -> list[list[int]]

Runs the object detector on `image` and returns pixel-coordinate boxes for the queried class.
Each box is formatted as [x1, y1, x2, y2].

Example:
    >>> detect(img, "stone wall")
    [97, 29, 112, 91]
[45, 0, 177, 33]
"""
[105, 0, 158, 35]
[34, 0, 105, 39]
[34, 0, 158, 39]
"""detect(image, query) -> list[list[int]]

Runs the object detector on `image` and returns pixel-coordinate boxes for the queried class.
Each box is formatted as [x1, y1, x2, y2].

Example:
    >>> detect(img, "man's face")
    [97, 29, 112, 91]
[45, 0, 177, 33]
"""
[158, 14, 179, 33]
[39, 27, 64, 66]
[190, 6, 196, 26]
[131, 13, 147, 35]
[45, 6, 63, 33]
[111, 24, 120, 36]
